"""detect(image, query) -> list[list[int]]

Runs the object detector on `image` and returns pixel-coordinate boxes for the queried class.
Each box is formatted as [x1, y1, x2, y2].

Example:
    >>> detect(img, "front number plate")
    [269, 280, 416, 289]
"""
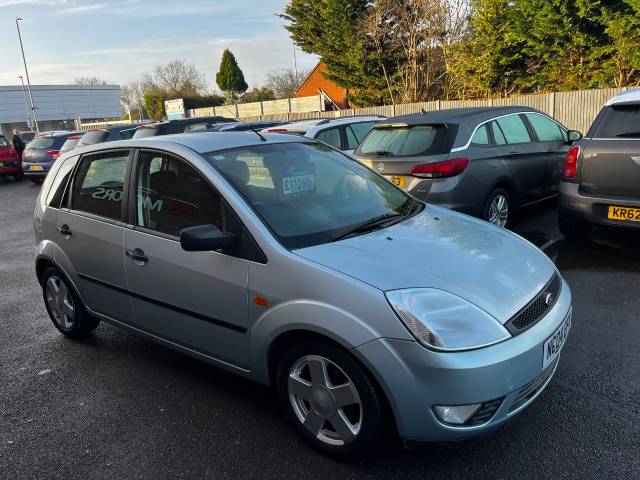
[543, 312, 571, 369]
[607, 206, 640, 222]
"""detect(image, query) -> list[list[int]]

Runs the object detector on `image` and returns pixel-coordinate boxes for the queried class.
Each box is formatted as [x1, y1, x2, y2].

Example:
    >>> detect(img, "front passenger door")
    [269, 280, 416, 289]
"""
[123, 150, 250, 368]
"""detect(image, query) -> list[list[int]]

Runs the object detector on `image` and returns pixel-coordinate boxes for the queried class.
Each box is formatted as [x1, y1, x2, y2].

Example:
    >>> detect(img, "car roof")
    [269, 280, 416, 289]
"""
[74, 131, 315, 156]
[266, 115, 386, 133]
[380, 106, 540, 126]
[605, 89, 640, 106]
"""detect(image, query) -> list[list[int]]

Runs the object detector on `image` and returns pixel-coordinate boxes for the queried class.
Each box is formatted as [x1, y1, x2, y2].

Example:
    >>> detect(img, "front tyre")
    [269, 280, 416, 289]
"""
[41, 266, 100, 339]
[483, 187, 510, 228]
[276, 340, 387, 456]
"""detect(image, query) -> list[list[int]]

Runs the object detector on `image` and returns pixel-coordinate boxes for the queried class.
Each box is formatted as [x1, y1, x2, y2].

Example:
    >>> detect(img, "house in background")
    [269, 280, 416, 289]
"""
[296, 63, 352, 110]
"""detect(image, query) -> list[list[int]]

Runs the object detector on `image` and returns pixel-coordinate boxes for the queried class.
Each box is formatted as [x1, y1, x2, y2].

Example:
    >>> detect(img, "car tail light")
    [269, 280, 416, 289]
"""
[562, 146, 580, 181]
[47, 150, 61, 159]
[266, 128, 289, 133]
[409, 158, 470, 179]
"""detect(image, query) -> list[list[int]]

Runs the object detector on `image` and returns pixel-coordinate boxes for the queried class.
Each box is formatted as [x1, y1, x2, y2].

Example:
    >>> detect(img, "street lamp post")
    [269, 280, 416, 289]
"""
[15, 17, 39, 132]
[18, 75, 32, 129]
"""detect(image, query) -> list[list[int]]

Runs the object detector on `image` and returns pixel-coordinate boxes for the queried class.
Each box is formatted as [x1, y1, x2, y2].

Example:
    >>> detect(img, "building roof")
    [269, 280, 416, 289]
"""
[295, 63, 349, 109]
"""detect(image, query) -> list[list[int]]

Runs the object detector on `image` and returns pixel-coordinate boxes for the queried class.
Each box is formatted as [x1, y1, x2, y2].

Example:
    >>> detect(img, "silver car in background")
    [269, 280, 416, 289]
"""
[34, 132, 572, 455]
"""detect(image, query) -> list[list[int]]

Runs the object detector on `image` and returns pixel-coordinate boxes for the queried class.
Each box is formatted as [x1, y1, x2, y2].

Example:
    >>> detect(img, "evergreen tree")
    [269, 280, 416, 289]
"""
[143, 91, 165, 120]
[216, 49, 248, 103]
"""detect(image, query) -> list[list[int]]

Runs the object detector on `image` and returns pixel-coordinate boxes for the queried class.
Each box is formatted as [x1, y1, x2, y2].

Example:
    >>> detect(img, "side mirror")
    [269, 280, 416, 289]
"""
[180, 224, 236, 252]
[567, 130, 583, 143]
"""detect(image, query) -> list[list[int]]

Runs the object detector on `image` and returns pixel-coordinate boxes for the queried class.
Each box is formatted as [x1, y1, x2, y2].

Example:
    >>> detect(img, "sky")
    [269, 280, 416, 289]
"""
[0, 0, 318, 90]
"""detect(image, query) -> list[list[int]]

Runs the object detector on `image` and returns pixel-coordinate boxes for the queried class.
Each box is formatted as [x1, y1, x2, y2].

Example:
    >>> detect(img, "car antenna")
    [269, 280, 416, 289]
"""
[218, 104, 267, 142]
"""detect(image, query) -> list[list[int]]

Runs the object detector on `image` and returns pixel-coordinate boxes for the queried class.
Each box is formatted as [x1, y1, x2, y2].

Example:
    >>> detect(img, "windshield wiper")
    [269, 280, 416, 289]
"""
[331, 213, 404, 242]
[616, 131, 640, 138]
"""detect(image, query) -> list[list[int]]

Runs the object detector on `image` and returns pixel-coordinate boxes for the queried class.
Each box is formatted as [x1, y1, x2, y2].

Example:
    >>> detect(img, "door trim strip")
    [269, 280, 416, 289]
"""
[78, 273, 247, 333]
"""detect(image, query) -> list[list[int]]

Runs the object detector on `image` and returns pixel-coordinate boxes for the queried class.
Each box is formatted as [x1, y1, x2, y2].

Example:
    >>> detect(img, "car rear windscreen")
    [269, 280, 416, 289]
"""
[26, 138, 56, 149]
[133, 127, 159, 138]
[358, 124, 447, 156]
[78, 130, 109, 146]
[597, 106, 640, 138]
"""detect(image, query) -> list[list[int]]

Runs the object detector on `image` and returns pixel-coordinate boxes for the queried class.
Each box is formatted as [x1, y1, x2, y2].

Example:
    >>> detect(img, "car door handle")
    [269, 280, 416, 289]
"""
[56, 224, 72, 237]
[126, 248, 148, 264]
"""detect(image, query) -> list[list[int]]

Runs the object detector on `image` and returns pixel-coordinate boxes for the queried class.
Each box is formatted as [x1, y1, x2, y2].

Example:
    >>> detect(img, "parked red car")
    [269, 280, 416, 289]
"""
[0, 135, 23, 181]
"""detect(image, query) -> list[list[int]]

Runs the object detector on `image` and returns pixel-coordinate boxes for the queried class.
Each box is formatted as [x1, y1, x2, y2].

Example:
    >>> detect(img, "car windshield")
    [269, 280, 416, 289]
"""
[357, 124, 447, 156]
[26, 137, 56, 149]
[204, 142, 419, 249]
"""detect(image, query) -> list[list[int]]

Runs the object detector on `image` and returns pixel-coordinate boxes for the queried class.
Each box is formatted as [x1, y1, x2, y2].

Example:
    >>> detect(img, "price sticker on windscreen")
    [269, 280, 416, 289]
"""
[282, 174, 316, 195]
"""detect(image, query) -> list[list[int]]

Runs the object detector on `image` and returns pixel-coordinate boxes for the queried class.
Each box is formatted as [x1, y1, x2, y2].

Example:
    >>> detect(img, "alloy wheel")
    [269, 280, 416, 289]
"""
[288, 355, 362, 446]
[489, 194, 509, 227]
[45, 275, 75, 330]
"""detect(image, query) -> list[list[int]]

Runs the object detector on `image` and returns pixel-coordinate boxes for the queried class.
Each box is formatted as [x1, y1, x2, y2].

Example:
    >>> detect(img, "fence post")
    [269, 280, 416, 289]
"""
[437, 99, 441, 110]
[234, 102, 239, 118]
[550, 91, 556, 118]
[260, 101, 264, 120]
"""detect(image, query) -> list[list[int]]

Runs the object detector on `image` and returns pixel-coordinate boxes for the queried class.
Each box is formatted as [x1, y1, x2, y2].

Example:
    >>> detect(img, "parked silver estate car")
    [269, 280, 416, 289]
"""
[34, 132, 572, 455]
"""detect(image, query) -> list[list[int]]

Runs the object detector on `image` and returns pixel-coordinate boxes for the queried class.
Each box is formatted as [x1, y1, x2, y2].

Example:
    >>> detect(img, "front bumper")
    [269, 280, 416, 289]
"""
[354, 277, 572, 442]
[559, 181, 640, 229]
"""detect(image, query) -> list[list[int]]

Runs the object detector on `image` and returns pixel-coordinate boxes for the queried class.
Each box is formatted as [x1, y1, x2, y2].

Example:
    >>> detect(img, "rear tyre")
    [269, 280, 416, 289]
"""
[276, 340, 387, 456]
[41, 266, 100, 339]
[483, 188, 511, 228]
[558, 209, 592, 241]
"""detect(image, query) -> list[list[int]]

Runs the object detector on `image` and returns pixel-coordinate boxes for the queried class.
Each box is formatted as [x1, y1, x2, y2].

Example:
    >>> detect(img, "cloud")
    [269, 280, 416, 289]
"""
[55, 2, 105, 14]
[0, 0, 68, 6]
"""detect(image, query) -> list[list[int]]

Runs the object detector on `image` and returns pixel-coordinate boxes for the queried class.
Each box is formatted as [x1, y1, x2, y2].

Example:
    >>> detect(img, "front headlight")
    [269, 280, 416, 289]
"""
[385, 288, 510, 351]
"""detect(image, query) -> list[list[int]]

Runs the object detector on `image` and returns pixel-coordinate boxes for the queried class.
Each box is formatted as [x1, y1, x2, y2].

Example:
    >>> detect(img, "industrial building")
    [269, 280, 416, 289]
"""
[0, 84, 122, 136]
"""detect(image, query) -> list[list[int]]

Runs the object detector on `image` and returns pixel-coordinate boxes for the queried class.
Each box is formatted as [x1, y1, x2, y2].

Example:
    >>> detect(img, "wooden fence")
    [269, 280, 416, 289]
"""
[191, 87, 629, 134]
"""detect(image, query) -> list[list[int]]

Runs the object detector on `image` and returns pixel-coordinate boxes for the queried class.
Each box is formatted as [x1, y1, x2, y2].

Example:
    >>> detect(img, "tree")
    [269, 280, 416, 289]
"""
[143, 91, 165, 120]
[120, 80, 145, 111]
[240, 87, 276, 103]
[141, 59, 206, 99]
[266, 68, 309, 99]
[73, 76, 108, 86]
[216, 49, 248, 103]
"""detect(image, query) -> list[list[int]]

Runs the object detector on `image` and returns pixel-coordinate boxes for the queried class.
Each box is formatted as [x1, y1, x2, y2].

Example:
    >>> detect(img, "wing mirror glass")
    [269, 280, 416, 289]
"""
[180, 224, 236, 252]
[567, 130, 583, 143]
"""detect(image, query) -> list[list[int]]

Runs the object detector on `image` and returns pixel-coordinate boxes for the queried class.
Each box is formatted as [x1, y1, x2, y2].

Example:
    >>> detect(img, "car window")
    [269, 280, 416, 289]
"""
[349, 122, 375, 143]
[205, 142, 415, 249]
[490, 122, 507, 145]
[132, 126, 159, 138]
[471, 125, 490, 145]
[46, 155, 78, 208]
[525, 114, 564, 142]
[0, 136, 9, 147]
[60, 137, 81, 152]
[596, 106, 640, 138]
[315, 128, 342, 149]
[71, 151, 129, 221]
[135, 152, 225, 237]
[345, 126, 360, 150]
[358, 125, 447, 156]
[26, 137, 55, 149]
[495, 115, 531, 144]
[77, 130, 108, 146]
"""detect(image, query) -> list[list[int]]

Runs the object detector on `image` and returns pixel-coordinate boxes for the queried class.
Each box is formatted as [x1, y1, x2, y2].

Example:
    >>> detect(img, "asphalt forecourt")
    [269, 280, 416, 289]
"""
[1, 179, 638, 478]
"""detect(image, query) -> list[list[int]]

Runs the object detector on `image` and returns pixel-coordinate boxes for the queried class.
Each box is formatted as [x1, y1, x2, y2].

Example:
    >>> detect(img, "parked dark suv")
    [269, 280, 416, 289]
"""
[559, 89, 640, 238]
[76, 125, 137, 148]
[354, 107, 581, 227]
[132, 117, 234, 139]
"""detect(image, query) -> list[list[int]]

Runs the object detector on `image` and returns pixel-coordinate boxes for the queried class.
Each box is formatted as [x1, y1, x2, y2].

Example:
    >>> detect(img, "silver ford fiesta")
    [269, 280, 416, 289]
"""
[33, 131, 572, 455]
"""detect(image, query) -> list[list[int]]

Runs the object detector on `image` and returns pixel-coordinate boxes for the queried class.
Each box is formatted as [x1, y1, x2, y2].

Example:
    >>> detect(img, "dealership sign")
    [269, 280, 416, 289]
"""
[164, 98, 185, 120]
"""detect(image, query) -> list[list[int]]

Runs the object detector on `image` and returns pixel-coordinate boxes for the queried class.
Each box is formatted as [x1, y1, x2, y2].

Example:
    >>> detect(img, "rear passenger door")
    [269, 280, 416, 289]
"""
[523, 113, 568, 195]
[345, 122, 376, 151]
[55, 149, 133, 323]
[123, 150, 251, 367]
[494, 115, 544, 205]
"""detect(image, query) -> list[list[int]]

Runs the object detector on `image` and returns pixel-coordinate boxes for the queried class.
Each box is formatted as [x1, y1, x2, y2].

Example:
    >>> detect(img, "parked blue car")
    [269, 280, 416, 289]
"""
[22, 132, 79, 183]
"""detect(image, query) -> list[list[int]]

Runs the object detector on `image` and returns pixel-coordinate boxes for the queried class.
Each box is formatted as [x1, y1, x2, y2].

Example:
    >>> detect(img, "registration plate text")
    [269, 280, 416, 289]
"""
[283, 174, 315, 195]
[608, 206, 640, 222]
[543, 312, 571, 369]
